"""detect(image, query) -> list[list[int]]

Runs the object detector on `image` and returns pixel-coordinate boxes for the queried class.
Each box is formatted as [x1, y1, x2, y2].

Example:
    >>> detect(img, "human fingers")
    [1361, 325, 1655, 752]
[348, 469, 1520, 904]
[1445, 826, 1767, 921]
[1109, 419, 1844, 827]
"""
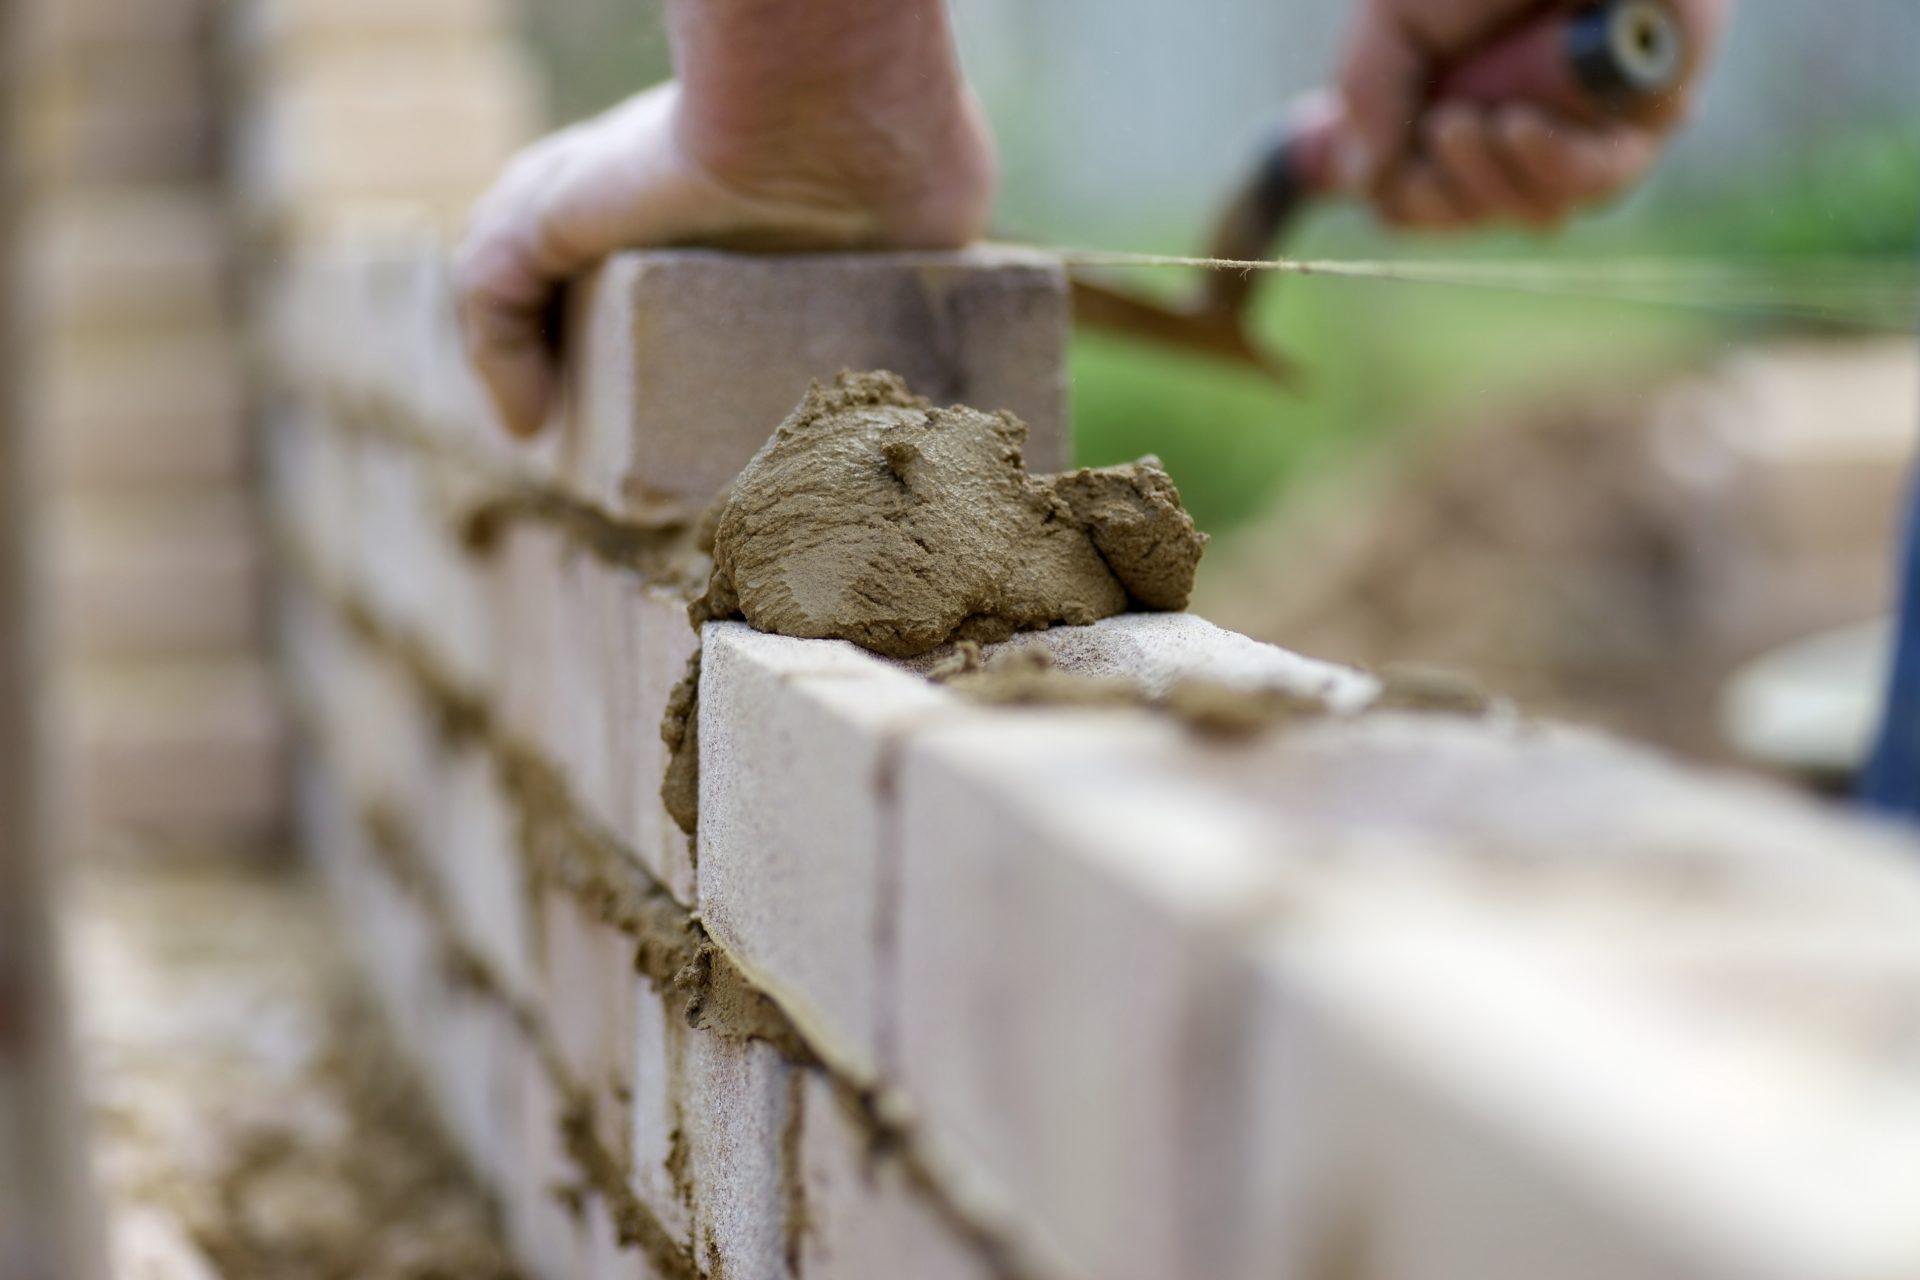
[1375, 161, 1473, 232]
[1496, 105, 1660, 210]
[1425, 103, 1564, 228]
[454, 137, 580, 438]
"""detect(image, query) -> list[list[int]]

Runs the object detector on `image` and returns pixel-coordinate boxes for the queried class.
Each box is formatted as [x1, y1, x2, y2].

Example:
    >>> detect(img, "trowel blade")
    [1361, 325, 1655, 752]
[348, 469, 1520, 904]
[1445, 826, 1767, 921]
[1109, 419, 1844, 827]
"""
[1068, 276, 1300, 388]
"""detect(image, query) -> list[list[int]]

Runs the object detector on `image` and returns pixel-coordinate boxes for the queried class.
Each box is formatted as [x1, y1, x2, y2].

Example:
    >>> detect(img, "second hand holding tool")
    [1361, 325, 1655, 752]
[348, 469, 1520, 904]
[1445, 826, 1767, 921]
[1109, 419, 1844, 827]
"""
[1069, 0, 1692, 382]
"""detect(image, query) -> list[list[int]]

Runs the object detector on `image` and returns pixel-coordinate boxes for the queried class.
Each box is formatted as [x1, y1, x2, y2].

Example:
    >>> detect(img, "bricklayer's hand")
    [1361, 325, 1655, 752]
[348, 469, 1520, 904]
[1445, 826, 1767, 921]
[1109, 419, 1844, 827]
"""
[456, 1, 996, 438]
[1337, 0, 1730, 229]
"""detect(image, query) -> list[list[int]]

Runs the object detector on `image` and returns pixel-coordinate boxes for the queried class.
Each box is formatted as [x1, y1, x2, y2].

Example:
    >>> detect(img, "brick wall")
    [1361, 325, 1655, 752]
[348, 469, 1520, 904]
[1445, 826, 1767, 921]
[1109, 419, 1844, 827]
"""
[18, 0, 281, 849]
[267, 229, 1920, 1280]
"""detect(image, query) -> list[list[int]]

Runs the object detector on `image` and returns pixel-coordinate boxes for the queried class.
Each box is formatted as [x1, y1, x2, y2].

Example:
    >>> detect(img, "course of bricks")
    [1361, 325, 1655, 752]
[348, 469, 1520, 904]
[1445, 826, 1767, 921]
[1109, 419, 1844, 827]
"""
[19, 0, 283, 846]
[17, 0, 539, 851]
[268, 228, 1920, 1280]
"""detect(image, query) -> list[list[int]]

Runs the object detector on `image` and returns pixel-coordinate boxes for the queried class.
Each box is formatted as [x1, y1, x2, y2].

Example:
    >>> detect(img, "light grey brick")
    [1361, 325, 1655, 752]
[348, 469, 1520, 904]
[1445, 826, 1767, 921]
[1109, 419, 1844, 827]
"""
[793, 1070, 992, 1280]
[63, 657, 285, 841]
[538, 885, 645, 1174]
[603, 582, 701, 905]
[697, 623, 952, 1080]
[34, 0, 215, 53]
[893, 711, 1281, 1280]
[48, 491, 264, 660]
[563, 248, 1071, 518]
[38, 329, 248, 488]
[628, 984, 694, 1250]
[350, 429, 440, 641]
[436, 744, 536, 998]
[237, 0, 516, 50]
[681, 1031, 794, 1280]
[235, 43, 537, 225]
[490, 522, 568, 756]
[508, 1043, 591, 1280]
[27, 188, 231, 334]
[30, 50, 219, 183]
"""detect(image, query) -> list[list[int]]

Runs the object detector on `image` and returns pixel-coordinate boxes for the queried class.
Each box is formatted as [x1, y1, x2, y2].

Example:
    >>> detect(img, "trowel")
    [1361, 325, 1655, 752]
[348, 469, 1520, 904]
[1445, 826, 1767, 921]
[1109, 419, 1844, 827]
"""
[1069, 0, 1694, 382]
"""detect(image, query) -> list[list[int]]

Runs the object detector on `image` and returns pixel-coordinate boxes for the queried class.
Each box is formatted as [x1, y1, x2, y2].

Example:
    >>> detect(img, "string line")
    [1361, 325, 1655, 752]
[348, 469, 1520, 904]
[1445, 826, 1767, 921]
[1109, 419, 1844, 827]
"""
[1048, 248, 1920, 330]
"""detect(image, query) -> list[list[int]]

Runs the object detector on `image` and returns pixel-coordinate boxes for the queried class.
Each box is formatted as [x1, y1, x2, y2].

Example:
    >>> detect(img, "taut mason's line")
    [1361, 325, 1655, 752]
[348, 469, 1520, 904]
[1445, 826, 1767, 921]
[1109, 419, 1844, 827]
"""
[1045, 248, 1920, 331]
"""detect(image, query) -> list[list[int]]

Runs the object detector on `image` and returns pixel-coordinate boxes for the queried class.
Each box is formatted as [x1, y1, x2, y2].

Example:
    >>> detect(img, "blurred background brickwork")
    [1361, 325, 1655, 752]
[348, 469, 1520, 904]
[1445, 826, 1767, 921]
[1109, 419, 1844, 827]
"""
[15, 0, 539, 854]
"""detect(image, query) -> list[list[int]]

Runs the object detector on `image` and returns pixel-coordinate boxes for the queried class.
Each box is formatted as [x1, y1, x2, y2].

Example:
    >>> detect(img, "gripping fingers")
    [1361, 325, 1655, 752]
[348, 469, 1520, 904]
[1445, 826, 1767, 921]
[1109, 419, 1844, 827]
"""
[1498, 106, 1660, 210]
[1378, 163, 1470, 231]
[1426, 104, 1563, 228]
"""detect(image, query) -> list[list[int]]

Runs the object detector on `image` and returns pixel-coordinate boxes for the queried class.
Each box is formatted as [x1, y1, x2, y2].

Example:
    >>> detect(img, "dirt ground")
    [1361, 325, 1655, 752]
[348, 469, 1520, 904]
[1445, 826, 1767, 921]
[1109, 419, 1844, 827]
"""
[66, 852, 521, 1280]
[1198, 340, 1918, 767]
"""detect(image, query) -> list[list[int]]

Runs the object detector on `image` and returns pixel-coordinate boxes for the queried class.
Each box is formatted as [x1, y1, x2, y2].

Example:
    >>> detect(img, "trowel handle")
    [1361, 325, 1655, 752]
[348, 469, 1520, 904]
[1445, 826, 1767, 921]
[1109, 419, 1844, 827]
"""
[1204, 0, 1688, 310]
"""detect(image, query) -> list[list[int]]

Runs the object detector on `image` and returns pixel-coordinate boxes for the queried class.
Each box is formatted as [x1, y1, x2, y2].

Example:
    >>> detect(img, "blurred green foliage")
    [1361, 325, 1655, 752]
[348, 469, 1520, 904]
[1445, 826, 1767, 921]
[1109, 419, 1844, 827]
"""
[1070, 257, 1717, 534]
[1649, 125, 1920, 260]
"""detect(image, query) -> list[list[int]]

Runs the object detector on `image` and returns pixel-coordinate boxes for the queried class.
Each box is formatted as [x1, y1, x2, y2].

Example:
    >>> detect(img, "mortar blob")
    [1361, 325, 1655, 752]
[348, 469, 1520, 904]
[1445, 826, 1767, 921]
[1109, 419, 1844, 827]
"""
[692, 371, 1208, 659]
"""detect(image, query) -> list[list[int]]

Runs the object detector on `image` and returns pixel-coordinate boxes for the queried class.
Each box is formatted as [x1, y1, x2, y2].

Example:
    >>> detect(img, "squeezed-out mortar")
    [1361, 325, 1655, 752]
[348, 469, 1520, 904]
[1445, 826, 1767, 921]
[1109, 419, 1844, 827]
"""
[664, 370, 1211, 834]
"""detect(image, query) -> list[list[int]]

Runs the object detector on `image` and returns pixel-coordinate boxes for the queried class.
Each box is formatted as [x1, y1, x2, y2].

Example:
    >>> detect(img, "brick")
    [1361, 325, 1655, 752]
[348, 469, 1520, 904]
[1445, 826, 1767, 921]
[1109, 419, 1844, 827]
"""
[235, 42, 538, 222]
[562, 249, 1071, 517]
[308, 748, 436, 1036]
[550, 549, 624, 837]
[263, 405, 357, 590]
[350, 429, 441, 642]
[292, 731, 360, 897]
[419, 467, 500, 695]
[26, 188, 232, 334]
[48, 491, 263, 660]
[1068, 710, 1920, 1280]
[30, 0, 215, 55]
[491, 522, 569, 756]
[37, 329, 249, 488]
[63, 657, 285, 840]
[509, 1044, 591, 1280]
[542, 552, 703, 903]
[680, 1030, 796, 1280]
[277, 581, 355, 747]
[436, 745, 537, 999]
[601, 581, 701, 905]
[1239, 914, 1920, 1280]
[44, 394, 248, 489]
[538, 884, 645, 1174]
[323, 628, 440, 832]
[578, 1196, 643, 1280]
[237, 0, 515, 48]
[698, 623, 953, 1080]
[894, 711, 1282, 1280]
[793, 1070, 992, 1280]
[628, 984, 693, 1248]
[417, 977, 531, 1196]
[27, 50, 220, 183]
[1215, 711, 1920, 929]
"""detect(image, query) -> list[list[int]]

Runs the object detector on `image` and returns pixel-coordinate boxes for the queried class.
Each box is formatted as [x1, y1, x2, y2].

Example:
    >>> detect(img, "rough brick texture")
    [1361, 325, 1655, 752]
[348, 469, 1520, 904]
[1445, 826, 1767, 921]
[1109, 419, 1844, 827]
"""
[564, 249, 1072, 515]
